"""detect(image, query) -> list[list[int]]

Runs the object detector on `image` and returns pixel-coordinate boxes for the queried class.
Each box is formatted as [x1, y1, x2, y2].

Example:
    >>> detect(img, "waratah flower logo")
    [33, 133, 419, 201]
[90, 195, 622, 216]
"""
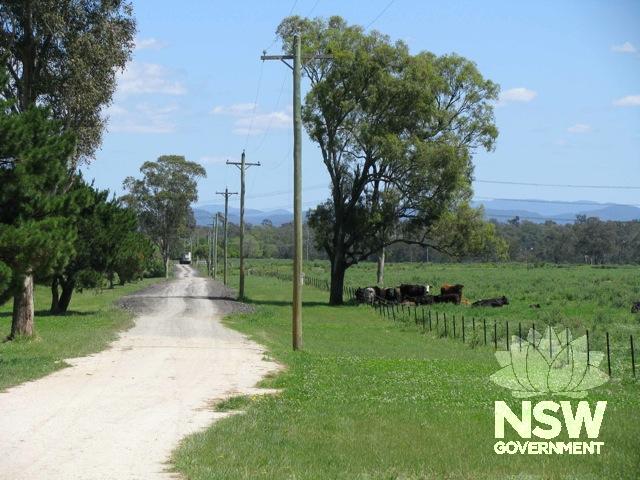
[490, 326, 609, 398]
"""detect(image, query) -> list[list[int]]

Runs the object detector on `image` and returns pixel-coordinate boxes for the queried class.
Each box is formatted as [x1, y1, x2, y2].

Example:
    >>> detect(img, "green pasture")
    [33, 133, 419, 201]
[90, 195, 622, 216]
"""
[173, 262, 640, 480]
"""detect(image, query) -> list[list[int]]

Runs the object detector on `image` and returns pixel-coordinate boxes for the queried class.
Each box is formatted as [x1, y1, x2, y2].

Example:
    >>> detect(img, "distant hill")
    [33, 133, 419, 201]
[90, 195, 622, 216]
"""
[193, 199, 640, 227]
[193, 204, 295, 226]
[473, 199, 640, 224]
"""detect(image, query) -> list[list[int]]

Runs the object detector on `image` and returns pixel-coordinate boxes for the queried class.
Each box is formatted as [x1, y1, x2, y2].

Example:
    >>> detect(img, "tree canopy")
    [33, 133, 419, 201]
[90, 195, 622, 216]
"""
[0, 0, 136, 166]
[277, 16, 502, 303]
[122, 155, 206, 277]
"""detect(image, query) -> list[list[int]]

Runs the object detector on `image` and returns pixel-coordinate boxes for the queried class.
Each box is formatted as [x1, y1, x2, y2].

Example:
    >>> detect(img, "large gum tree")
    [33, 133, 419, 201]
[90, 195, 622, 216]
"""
[277, 16, 502, 304]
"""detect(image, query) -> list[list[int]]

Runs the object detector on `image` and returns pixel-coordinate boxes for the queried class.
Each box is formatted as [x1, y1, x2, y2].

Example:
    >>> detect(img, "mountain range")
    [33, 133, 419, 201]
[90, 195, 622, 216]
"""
[193, 199, 640, 227]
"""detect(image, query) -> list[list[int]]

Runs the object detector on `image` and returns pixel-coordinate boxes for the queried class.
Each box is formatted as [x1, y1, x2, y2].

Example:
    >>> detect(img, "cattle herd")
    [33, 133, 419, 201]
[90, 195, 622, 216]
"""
[355, 283, 509, 308]
[357, 284, 640, 314]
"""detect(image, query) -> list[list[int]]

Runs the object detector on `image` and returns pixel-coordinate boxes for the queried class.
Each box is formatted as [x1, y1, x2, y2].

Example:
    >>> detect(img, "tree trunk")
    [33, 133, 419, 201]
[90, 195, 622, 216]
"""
[50, 276, 60, 313]
[376, 247, 385, 286]
[57, 279, 74, 313]
[164, 256, 170, 278]
[11, 273, 35, 338]
[329, 258, 347, 305]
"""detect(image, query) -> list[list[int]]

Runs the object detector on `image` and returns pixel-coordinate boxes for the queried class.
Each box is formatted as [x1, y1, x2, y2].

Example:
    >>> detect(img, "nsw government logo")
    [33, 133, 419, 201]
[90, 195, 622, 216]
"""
[490, 325, 609, 455]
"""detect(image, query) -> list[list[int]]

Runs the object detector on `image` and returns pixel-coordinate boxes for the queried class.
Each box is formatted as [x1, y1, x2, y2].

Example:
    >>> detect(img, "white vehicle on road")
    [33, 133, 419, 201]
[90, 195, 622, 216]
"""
[179, 251, 192, 264]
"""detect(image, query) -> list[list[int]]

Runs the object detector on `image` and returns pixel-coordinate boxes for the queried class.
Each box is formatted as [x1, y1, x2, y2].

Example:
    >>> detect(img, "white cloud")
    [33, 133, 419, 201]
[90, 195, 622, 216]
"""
[611, 41, 637, 53]
[105, 102, 178, 134]
[613, 94, 640, 107]
[117, 62, 186, 96]
[567, 123, 592, 134]
[135, 37, 168, 51]
[497, 87, 537, 106]
[211, 103, 256, 115]
[212, 103, 292, 135]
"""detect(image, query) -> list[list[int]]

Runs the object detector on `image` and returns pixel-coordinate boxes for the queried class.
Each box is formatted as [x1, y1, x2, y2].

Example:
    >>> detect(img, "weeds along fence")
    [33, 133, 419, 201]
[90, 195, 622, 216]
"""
[249, 268, 638, 381]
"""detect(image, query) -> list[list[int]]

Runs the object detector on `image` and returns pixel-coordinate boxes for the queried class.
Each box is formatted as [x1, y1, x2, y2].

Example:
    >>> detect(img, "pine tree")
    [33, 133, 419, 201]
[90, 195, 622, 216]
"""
[0, 100, 85, 338]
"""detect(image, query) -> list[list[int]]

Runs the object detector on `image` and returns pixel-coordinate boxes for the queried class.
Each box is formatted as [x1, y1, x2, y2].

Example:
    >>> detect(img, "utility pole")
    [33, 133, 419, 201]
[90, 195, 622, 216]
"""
[213, 214, 219, 279]
[262, 34, 330, 351]
[207, 227, 212, 276]
[216, 187, 238, 285]
[227, 151, 260, 300]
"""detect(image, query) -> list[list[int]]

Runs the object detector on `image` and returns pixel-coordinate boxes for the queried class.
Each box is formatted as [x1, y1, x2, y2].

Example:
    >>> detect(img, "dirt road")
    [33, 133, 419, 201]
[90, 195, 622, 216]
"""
[0, 265, 279, 479]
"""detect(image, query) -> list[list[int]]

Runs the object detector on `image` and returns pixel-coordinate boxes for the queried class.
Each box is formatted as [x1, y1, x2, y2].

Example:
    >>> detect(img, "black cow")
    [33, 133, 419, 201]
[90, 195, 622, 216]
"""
[632, 302, 640, 313]
[383, 287, 401, 303]
[472, 296, 509, 307]
[433, 293, 461, 305]
[355, 287, 376, 304]
[416, 294, 435, 305]
[400, 284, 428, 299]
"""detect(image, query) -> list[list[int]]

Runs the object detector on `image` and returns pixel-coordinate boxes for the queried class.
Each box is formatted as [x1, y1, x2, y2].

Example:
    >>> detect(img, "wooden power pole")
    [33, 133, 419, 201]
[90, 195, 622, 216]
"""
[216, 187, 237, 286]
[227, 151, 260, 299]
[261, 34, 330, 350]
[213, 214, 219, 279]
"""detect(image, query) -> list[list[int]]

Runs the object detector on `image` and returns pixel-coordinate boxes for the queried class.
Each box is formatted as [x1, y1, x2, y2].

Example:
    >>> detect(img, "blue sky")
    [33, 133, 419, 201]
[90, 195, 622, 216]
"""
[83, 0, 640, 211]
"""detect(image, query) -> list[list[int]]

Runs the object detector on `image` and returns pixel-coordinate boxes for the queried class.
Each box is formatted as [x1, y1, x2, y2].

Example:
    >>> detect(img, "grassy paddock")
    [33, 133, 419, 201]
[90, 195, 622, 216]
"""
[0, 277, 163, 391]
[172, 264, 640, 480]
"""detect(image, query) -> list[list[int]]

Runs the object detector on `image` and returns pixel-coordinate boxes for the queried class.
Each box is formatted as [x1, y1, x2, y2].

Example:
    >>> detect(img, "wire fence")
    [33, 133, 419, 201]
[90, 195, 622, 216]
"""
[249, 268, 637, 380]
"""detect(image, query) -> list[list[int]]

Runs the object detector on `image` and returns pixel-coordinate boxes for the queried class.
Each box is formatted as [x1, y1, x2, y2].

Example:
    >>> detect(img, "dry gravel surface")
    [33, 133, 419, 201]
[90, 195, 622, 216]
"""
[0, 265, 279, 479]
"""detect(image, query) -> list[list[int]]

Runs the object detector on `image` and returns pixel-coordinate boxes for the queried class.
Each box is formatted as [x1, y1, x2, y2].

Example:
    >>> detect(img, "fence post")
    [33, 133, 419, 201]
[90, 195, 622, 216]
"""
[472, 317, 475, 333]
[606, 332, 611, 377]
[631, 335, 636, 379]
[518, 322, 522, 351]
[566, 326, 570, 363]
[506, 321, 509, 351]
[494, 321, 498, 350]
[586, 329, 590, 368]
[421, 307, 426, 330]
[483, 318, 487, 345]
[453, 314, 456, 338]
[444, 314, 448, 337]
[436, 311, 439, 331]
[429, 310, 432, 331]
[549, 324, 553, 358]
[462, 315, 465, 343]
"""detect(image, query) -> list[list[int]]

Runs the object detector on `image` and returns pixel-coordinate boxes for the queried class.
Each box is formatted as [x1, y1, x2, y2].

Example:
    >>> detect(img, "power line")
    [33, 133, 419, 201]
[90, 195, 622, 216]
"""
[365, 0, 397, 29]
[263, 0, 299, 53]
[475, 179, 640, 190]
[243, 60, 265, 148]
[199, 188, 640, 209]
[254, 70, 288, 152]
[307, 0, 320, 16]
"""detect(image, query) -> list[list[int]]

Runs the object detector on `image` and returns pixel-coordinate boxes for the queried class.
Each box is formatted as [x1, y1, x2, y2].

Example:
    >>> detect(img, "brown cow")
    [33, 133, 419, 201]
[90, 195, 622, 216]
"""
[440, 283, 464, 296]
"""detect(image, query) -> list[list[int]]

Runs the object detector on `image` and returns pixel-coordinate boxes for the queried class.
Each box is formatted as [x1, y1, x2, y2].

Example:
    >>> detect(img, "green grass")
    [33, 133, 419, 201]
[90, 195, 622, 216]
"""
[173, 263, 640, 480]
[0, 277, 163, 391]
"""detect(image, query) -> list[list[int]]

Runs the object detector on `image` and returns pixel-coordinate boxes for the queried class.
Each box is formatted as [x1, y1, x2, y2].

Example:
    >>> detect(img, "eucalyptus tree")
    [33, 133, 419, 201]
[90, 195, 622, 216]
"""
[122, 156, 206, 278]
[0, 0, 135, 166]
[277, 16, 501, 304]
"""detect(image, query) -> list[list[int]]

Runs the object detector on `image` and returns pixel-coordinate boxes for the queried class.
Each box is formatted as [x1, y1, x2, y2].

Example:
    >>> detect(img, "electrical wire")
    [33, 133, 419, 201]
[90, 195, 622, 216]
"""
[365, 0, 397, 29]
[474, 179, 640, 190]
[243, 60, 265, 148]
